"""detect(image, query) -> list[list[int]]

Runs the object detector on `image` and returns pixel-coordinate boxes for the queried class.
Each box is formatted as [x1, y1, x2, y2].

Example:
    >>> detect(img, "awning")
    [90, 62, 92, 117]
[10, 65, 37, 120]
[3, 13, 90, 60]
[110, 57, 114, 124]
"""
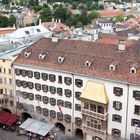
[0, 111, 19, 126]
[80, 81, 108, 104]
[19, 118, 54, 136]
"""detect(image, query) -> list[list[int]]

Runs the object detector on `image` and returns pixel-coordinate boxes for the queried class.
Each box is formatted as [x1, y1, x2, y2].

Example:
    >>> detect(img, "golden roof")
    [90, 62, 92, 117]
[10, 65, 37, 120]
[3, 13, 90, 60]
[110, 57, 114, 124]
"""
[80, 81, 108, 104]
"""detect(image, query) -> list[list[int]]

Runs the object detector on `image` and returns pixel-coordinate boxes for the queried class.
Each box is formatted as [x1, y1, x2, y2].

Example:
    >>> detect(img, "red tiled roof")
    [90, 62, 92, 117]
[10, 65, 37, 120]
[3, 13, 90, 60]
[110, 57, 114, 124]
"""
[99, 10, 124, 18]
[14, 38, 140, 85]
[43, 22, 68, 32]
[0, 29, 16, 35]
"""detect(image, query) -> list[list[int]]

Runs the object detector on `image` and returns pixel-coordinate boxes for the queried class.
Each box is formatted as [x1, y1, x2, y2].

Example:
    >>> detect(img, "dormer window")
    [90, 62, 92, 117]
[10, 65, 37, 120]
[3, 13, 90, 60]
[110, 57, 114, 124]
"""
[58, 56, 65, 64]
[24, 52, 31, 57]
[109, 64, 116, 71]
[130, 67, 137, 75]
[39, 53, 47, 60]
[85, 61, 91, 67]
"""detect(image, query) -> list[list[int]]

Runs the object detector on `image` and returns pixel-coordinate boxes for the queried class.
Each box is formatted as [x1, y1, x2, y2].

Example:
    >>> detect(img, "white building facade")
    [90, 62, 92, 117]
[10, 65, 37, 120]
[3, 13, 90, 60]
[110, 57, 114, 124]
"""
[13, 38, 140, 140]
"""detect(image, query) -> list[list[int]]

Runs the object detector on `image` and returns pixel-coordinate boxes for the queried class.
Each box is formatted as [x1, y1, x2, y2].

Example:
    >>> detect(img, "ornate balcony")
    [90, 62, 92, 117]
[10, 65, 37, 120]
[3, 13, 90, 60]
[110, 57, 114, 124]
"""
[82, 108, 108, 121]
[82, 124, 106, 137]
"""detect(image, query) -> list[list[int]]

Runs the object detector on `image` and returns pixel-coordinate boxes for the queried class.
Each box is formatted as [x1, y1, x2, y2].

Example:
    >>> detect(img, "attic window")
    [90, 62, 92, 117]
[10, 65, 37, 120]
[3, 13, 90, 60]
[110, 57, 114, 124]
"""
[109, 64, 116, 71]
[24, 52, 31, 57]
[39, 53, 47, 60]
[58, 56, 65, 64]
[85, 61, 91, 67]
[130, 67, 137, 75]
[36, 29, 41, 32]
[25, 31, 30, 35]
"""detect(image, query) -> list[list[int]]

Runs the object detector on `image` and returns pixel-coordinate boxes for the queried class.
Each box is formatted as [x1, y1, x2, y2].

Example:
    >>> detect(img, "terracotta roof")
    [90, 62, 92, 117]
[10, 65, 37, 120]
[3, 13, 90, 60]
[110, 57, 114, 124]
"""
[43, 22, 68, 32]
[14, 38, 140, 85]
[99, 10, 124, 18]
[0, 29, 16, 35]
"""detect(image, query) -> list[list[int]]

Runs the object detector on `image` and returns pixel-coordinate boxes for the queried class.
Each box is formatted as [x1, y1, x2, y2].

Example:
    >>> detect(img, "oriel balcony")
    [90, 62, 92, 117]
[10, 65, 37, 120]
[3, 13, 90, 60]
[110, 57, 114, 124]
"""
[82, 108, 108, 121]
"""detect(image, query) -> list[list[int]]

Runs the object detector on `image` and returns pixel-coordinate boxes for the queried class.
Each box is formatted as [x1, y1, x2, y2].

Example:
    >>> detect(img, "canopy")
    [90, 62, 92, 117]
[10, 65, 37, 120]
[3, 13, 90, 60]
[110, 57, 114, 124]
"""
[19, 118, 54, 136]
[80, 81, 109, 104]
[0, 111, 19, 126]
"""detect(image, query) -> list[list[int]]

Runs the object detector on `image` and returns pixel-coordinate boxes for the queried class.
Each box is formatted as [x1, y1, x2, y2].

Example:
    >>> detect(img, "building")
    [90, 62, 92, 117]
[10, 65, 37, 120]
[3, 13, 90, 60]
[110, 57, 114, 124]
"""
[13, 38, 140, 140]
[0, 42, 29, 114]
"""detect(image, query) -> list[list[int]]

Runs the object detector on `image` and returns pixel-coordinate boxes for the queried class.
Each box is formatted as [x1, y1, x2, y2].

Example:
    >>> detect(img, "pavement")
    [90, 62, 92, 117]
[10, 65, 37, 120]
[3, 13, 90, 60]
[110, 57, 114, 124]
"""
[0, 128, 33, 140]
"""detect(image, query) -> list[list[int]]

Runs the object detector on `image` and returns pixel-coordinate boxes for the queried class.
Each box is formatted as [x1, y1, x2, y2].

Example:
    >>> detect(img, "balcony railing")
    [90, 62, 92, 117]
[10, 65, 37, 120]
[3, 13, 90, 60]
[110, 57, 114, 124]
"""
[82, 108, 108, 120]
[82, 124, 106, 136]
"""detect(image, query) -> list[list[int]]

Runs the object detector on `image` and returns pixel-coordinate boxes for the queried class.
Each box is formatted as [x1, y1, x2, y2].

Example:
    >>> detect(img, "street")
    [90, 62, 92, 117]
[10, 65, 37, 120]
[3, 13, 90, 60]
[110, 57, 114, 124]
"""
[0, 128, 33, 140]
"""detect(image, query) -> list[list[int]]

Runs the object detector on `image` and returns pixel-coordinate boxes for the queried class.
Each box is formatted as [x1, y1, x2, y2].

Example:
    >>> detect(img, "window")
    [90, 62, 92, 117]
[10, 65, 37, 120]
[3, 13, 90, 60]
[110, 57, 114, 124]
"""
[112, 128, 121, 137]
[35, 94, 41, 101]
[34, 72, 40, 79]
[16, 80, 21, 87]
[36, 106, 42, 114]
[113, 87, 123, 96]
[35, 83, 41, 91]
[75, 92, 81, 100]
[133, 91, 140, 100]
[65, 114, 71, 122]
[131, 119, 140, 127]
[57, 112, 63, 121]
[75, 117, 82, 126]
[57, 88, 63, 96]
[50, 98, 56, 106]
[15, 68, 21, 76]
[75, 79, 83, 88]
[49, 74, 56, 82]
[22, 81, 27, 88]
[50, 86, 56, 94]
[98, 106, 104, 114]
[5, 89, 7, 94]
[65, 89, 72, 97]
[28, 82, 34, 89]
[4, 78, 6, 83]
[134, 105, 140, 115]
[113, 101, 122, 110]
[42, 85, 48, 93]
[43, 96, 49, 104]
[130, 67, 137, 74]
[28, 93, 34, 100]
[64, 77, 72, 85]
[58, 76, 62, 84]
[0, 89, 3, 94]
[36, 29, 41, 32]
[9, 69, 11, 74]
[0, 68, 1, 73]
[21, 69, 26, 77]
[9, 90, 13, 96]
[90, 104, 96, 112]
[42, 73, 48, 81]
[10, 100, 13, 106]
[3, 68, 6, 73]
[25, 31, 30, 34]
[9, 79, 12, 84]
[57, 100, 64, 107]
[75, 104, 81, 111]
[43, 108, 49, 116]
[112, 114, 122, 123]
[65, 101, 72, 109]
[22, 92, 28, 99]
[27, 70, 33, 78]
[50, 110, 56, 118]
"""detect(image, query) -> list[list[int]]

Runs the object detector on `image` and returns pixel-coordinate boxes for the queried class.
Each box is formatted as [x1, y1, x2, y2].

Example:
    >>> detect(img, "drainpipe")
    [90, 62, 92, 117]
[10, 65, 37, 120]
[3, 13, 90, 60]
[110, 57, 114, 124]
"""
[125, 84, 129, 140]
[71, 73, 75, 137]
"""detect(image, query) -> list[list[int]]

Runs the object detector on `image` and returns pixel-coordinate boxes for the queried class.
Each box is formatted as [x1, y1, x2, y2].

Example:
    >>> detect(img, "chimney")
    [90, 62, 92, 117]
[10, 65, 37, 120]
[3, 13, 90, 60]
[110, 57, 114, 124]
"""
[118, 40, 126, 51]
[39, 19, 42, 25]
[58, 19, 61, 23]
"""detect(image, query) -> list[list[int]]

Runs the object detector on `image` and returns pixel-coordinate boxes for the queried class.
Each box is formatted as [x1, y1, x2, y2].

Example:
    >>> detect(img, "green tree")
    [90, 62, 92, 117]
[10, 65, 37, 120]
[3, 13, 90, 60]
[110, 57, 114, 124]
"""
[115, 14, 124, 22]
[8, 15, 16, 27]
[78, 11, 89, 25]
[2, 0, 10, 5]
[0, 16, 9, 27]
[39, 7, 52, 22]
[88, 11, 100, 21]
